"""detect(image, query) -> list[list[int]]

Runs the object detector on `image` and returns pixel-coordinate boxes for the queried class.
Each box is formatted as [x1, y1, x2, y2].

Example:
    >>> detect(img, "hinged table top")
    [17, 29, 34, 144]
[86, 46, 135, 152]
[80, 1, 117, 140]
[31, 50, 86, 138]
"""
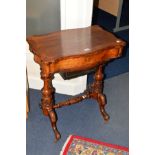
[27, 25, 125, 62]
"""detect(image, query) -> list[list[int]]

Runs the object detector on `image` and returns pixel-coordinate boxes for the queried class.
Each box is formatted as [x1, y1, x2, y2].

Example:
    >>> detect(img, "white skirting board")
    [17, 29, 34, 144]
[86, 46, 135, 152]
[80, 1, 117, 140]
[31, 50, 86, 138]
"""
[27, 74, 87, 96]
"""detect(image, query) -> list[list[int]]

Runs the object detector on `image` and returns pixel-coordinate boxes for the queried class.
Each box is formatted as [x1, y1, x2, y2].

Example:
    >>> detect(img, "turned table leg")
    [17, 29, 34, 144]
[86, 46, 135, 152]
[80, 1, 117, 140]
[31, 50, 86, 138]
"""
[93, 65, 110, 122]
[40, 63, 61, 142]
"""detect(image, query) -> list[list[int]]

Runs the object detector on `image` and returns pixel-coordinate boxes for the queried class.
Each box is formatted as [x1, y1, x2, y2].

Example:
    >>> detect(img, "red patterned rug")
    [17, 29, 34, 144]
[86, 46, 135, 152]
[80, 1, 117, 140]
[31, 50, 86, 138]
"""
[60, 135, 129, 155]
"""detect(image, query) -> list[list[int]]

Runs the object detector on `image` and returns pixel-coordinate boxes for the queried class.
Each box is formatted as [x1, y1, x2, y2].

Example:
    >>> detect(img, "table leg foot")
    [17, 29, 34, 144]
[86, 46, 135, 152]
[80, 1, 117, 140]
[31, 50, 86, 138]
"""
[97, 93, 110, 122]
[48, 110, 61, 142]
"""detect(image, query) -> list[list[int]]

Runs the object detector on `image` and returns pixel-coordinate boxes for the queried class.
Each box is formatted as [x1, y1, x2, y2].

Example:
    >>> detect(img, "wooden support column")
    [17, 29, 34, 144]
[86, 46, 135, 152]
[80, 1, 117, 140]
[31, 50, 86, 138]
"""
[40, 63, 61, 142]
[93, 65, 110, 122]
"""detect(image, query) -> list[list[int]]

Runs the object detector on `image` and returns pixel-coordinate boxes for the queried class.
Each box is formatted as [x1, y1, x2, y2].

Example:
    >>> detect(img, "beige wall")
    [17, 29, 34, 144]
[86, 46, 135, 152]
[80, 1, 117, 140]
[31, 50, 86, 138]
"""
[98, 0, 119, 16]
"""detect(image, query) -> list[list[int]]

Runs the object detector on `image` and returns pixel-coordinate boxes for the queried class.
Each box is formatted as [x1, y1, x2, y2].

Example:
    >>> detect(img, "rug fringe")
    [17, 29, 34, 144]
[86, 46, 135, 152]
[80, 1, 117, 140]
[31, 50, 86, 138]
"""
[60, 135, 72, 155]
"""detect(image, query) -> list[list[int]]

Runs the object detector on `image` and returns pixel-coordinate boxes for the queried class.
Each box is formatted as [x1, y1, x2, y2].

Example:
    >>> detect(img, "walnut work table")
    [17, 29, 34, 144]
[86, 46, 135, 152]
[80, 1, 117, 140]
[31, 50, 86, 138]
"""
[27, 25, 126, 142]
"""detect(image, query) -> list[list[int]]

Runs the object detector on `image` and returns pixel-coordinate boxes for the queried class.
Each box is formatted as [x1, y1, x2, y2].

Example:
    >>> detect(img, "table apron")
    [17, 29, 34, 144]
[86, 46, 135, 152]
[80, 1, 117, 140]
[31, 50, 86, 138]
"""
[49, 48, 121, 73]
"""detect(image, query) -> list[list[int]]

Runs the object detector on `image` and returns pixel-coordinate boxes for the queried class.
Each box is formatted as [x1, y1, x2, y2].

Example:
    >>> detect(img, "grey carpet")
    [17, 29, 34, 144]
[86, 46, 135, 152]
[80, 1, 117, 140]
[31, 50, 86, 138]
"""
[26, 72, 129, 155]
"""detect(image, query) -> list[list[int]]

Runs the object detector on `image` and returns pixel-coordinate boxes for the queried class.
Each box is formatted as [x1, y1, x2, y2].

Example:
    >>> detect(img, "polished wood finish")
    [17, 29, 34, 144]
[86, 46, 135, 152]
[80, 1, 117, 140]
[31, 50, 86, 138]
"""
[27, 25, 125, 63]
[93, 65, 109, 121]
[40, 64, 61, 141]
[27, 25, 125, 142]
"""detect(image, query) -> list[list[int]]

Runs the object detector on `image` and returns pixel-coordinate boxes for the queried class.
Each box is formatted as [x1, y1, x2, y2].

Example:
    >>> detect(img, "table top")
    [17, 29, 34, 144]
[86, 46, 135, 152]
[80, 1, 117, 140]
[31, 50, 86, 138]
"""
[27, 25, 125, 62]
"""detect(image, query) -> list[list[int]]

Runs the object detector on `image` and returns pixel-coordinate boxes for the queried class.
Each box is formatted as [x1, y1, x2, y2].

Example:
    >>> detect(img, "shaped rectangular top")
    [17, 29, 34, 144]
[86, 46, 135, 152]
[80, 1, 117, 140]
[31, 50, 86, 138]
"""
[27, 25, 125, 62]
